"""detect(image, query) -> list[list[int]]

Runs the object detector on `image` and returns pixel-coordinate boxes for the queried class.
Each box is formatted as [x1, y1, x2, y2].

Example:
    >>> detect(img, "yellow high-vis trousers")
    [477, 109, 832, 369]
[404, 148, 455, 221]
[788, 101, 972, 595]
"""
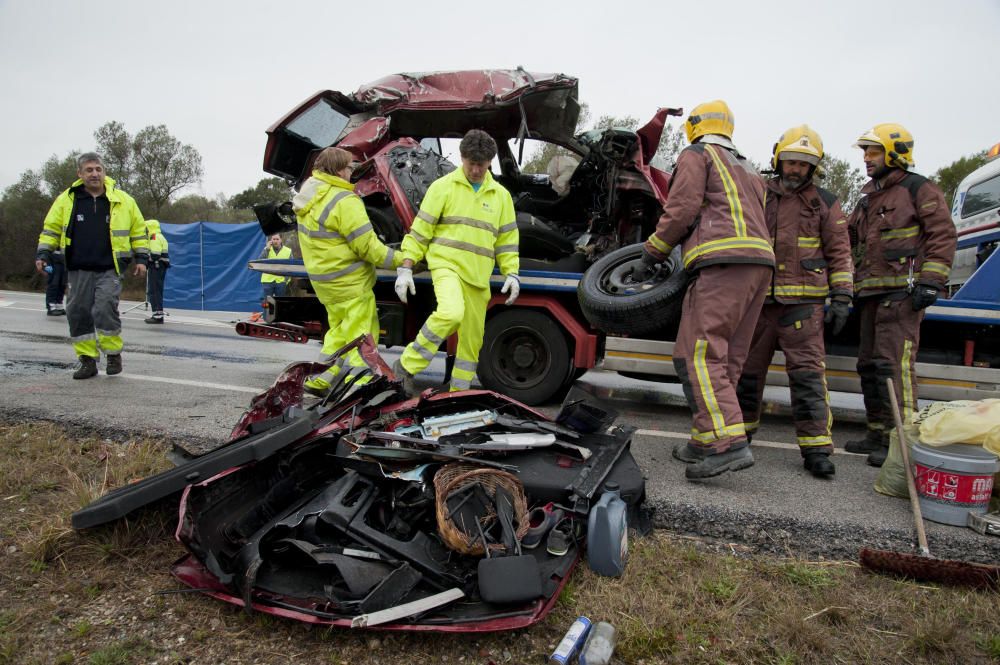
[304, 291, 379, 391]
[400, 268, 489, 391]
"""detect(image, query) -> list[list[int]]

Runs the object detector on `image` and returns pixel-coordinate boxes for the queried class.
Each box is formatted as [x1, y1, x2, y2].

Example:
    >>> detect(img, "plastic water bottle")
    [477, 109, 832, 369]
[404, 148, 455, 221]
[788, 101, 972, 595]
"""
[549, 616, 591, 664]
[587, 481, 628, 577]
[579, 621, 618, 665]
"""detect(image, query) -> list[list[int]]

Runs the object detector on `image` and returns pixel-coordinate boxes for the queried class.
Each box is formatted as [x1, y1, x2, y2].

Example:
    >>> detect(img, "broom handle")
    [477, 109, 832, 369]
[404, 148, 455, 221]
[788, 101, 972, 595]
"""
[886, 378, 931, 557]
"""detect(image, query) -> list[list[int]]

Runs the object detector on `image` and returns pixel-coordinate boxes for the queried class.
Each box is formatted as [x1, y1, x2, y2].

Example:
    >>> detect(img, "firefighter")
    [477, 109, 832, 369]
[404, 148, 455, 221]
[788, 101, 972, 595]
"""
[35, 152, 148, 379]
[845, 124, 956, 466]
[144, 219, 170, 324]
[638, 100, 775, 480]
[392, 129, 520, 394]
[294, 147, 401, 395]
[734, 126, 853, 478]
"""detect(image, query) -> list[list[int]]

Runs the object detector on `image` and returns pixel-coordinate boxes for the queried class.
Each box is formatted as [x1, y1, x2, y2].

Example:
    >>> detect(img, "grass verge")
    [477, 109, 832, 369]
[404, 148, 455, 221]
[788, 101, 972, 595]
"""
[1, 421, 998, 664]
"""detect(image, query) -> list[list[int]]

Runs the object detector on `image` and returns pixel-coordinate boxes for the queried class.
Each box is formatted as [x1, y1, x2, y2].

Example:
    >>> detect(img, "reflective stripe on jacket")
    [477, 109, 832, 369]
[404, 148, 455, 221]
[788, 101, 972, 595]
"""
[37, 176, 148, 274]
[400, 168, 518, 287]
[644, 142, 774, 271]
[765, 179, 853, 303]
[293, 171, 399, 300]
[848, 170, 956, 298]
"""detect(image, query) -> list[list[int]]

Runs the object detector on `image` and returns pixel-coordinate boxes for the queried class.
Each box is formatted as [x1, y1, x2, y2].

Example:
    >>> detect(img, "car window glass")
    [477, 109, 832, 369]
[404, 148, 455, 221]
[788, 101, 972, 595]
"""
[287, 99, 350, 148]
[419, 137, 442, 155]
[962, 173, 1000, 219]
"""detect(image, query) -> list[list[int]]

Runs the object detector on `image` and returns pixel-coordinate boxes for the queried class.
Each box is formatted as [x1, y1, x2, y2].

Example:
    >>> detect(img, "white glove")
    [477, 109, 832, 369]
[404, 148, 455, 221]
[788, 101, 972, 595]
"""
[501, 274, 520, 305]
[395, 266, 415, 303]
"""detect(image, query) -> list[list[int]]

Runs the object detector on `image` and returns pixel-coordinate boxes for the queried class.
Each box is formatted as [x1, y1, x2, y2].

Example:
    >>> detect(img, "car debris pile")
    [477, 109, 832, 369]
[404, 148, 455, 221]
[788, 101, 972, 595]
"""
[73, 337, 647, 631]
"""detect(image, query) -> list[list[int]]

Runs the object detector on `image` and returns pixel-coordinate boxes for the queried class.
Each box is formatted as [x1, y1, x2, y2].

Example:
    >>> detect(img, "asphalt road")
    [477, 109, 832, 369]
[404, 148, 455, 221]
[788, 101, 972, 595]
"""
[2, 289, 997, 565]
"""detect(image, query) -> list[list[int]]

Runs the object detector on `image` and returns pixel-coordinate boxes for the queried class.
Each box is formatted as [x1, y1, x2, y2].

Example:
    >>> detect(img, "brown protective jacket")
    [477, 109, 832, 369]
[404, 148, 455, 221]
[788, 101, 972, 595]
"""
[765, 178, 853, 303]
[645, 142, 774, 270]
[848, 170, 956, 298]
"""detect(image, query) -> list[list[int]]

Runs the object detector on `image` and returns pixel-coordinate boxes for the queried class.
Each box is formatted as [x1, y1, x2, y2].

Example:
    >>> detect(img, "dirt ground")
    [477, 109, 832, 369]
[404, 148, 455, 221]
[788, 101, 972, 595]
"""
[1, 421, 999, 665]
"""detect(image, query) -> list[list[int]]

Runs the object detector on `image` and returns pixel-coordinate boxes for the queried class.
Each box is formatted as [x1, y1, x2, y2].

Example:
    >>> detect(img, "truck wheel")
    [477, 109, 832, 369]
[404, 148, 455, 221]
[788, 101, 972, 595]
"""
[577, 243, 688, 336]
[478, 309, 571, 405]
[366, 206, 403, 245]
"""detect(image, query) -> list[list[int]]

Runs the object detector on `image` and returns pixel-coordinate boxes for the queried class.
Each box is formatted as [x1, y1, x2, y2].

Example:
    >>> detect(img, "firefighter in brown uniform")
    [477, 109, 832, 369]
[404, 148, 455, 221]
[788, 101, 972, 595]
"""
[638, 100, 775, 480]
[735, 126, 853, 478]
[845, 123, 956, 467]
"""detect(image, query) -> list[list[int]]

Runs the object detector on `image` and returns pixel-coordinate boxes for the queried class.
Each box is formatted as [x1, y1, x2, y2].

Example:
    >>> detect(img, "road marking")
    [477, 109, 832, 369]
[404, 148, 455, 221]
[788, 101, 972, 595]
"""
[125, 374, 262, 394]
[0, 301, 13, 307]
[635, 428, 855, 455]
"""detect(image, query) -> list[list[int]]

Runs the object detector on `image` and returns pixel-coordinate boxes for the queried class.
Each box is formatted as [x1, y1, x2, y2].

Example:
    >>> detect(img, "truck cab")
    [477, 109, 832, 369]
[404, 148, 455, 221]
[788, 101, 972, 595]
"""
[949, 142, 1000, 288]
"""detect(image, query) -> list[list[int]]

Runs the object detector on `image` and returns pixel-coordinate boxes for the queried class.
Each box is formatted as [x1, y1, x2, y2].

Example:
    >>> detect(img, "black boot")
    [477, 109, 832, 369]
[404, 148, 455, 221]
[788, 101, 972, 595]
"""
[73, 356, 98, 380]
[106, 354, 123, 376]
[867, 444, 890, 468]
[672, 443, 707, 464]
[803, 451, 835, 478]
[844, 429, 885, 454]
[685, 446, 754, 480]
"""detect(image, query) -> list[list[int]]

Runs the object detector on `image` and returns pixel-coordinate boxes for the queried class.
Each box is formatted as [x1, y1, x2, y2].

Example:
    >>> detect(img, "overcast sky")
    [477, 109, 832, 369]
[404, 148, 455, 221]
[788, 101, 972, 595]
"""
[1, 0, 997, 205]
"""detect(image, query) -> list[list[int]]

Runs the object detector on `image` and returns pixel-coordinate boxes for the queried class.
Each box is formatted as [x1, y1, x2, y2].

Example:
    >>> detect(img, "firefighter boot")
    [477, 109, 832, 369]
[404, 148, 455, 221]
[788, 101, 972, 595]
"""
[803, 451, 835, 478]
[867, 443, 890, 468]
[685, 446, 754, 480]
[106, 354, 123, 376]
[844, 429, 884, 454]
[73, 356, 98, 380]
[391, 359, 417, 396]
[672, 443, 707, 464]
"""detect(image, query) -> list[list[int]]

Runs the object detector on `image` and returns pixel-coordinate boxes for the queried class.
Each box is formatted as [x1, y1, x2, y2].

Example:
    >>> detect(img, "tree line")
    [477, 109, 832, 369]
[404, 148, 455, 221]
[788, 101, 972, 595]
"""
[0, 117, 988, 287]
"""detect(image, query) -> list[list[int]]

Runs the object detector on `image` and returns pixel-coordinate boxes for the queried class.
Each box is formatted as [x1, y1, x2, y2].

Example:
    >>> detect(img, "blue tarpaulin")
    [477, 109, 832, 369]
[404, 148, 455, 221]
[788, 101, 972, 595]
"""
[160, 221, 264, 312]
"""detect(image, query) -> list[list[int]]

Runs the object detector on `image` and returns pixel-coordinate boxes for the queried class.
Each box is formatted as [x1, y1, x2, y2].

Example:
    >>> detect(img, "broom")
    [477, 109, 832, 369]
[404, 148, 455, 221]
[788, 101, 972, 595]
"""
[859, 378, 1000, 590]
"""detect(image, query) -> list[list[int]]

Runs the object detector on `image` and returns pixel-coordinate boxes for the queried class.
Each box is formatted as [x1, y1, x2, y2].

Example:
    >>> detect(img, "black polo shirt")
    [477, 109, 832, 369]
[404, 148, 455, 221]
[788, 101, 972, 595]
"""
[66, 186, 115, 271]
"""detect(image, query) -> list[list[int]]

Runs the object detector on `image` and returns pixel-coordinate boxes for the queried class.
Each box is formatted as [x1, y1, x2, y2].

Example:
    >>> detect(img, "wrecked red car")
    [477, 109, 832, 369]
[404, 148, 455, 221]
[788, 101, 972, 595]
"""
[73, 337, 647, 631]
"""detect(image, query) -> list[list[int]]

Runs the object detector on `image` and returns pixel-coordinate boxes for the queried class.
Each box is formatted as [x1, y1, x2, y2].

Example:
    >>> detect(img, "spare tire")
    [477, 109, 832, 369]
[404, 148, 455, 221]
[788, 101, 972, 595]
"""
[577, 244, 688, 336]
[366, 205, 403, 245]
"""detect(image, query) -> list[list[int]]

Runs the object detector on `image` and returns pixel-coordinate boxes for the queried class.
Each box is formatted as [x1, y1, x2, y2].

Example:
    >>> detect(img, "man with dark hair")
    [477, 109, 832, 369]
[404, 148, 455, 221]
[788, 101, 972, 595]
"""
[259, 233, 292, 302]
[144, 219, 170, 324]
[639, 100, 774, 480]
[735, 125, 853, 478]
[35, 152, 149, 378]
[392, 129, 520, 393]
[845, 123, 956, 467]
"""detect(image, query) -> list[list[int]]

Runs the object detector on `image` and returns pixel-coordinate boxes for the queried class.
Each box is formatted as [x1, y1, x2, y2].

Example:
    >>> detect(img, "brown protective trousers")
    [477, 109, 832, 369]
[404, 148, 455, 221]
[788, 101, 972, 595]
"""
[856, 294, 924, 436]
[736, 303, 833, 455]
[673, 263, 771, 454]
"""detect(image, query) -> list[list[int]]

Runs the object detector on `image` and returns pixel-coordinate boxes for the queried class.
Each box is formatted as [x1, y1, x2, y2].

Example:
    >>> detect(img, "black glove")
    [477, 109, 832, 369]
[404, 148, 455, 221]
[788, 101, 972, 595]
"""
[911, 282, 939, 311]
[824, 295, 851, 335]
[632, 247, 661, 282]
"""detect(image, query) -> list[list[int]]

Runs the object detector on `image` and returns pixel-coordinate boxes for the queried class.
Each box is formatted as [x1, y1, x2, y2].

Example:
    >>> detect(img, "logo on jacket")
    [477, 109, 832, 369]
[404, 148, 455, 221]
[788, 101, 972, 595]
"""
[481, 202, 494, 213]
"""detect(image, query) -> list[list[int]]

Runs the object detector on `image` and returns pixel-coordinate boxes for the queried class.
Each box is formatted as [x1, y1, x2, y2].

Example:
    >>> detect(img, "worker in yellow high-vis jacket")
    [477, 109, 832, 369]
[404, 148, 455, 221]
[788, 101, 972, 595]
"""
[392, 130, 520, 394]
[294, 147, 401, 395]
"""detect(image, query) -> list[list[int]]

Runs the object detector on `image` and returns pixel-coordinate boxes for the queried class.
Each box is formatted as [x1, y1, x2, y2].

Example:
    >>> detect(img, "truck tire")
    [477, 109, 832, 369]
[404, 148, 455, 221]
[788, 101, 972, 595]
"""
[577, 243, 688, 336]
[478, 309, 572, 405]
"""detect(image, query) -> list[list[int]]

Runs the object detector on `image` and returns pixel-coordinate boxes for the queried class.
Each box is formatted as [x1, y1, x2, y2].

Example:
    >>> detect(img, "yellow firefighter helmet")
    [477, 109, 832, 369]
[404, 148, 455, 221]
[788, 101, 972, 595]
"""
[854, 123, 915, 170]
[771, 125, 824, 170]
[685, 100, 735, 143]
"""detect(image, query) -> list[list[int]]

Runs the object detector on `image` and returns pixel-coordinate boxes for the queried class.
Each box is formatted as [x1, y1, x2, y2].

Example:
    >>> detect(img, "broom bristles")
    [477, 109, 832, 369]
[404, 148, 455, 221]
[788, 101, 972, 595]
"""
[860, 547, 1000, 591]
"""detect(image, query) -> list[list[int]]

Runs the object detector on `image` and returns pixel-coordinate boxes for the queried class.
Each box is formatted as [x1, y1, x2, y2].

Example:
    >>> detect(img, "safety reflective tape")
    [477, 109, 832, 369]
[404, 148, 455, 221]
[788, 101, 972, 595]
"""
[880, 226, 918, 240]
[417, 210, 438, 224]
[798, 435, 833, 447]
[683, 237, 773, 266]
[705, 145, 746, 237]
[450, 378, 472, 391]
[410, 231, 430, 246]
[498, 221, 517, 234]
[419, 324, 444, 347]
[114, 251, 132, 259]
[773, 285, 829, 297]
[693, 339, 727, 434]
[439, 216, 498, 235]
[317, 191, 355, 231]
[297, 223, 343, 239]
[111, 229, 130, 237]
[382, 248, 396, 269]
[345, 223, 373, 243]
[308, 261, 365, 282]
[37, 241, 56, 250]
[430, 237, 494, 258]
[690, 423, 745, 443]
[70, 333, 97, 343]
[648, 234, 673, 255]
[797, 237, 821, 248]
[495, 244, 518, 254]
[902, 339, 915, 420]
[856, 275, 909, 289]
[413, 342, 436, 362]
[41, 230, 59, 238]
[920, 261, 950, 276]
[453, 358, 477, 373]
[829, 271, 852, 284]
